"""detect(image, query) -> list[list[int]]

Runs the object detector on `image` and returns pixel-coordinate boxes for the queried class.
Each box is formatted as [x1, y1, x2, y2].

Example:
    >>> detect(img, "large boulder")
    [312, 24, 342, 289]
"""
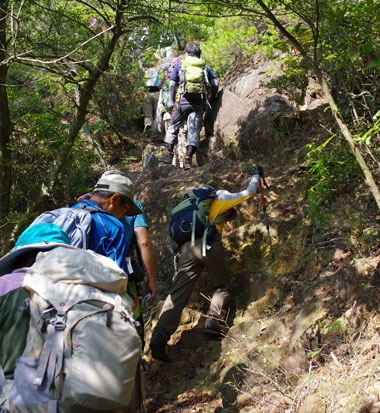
[209, 51, 325, 157]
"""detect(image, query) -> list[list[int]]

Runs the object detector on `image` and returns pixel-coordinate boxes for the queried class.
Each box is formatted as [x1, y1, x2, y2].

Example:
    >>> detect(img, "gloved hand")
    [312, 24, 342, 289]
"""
[248, 164, 264, 178]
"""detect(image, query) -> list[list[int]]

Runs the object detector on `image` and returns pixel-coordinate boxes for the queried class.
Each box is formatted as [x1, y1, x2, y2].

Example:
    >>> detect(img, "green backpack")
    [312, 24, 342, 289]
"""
[179, 56, 208, 100]
[168, 187, 220, 257]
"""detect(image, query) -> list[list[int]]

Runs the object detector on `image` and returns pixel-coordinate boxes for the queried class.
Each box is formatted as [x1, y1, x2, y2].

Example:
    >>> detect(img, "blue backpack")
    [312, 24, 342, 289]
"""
[29, 204, 109, 249]
[168, 187, 217, 255]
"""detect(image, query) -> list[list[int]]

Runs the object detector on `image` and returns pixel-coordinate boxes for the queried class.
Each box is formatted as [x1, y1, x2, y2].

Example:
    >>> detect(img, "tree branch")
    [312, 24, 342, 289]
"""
[1, 25, 114, 66]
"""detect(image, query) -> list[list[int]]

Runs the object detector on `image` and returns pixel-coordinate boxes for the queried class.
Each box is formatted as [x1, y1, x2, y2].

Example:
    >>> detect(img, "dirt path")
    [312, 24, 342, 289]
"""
[144, 327, 224, 412]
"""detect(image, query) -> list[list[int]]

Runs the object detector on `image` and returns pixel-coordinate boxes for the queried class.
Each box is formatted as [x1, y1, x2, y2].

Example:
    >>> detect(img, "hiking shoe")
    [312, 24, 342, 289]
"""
[150, 334, 170, 362]
[184, 156, 192, 170]
[159, 151, 174, 165]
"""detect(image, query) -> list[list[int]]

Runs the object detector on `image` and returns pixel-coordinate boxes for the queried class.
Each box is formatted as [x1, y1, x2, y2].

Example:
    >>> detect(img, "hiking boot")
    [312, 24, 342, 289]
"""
[159, 151, 174, 165]
[150, 333, 170, 362]
[184, 156, 192, 170]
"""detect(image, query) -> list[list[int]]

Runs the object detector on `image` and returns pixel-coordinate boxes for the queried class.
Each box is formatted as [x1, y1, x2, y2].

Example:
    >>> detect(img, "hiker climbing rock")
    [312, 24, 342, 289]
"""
[156, 57, 188, 167]
[160, 42, 218, 170]
[149, 164, 264, 362]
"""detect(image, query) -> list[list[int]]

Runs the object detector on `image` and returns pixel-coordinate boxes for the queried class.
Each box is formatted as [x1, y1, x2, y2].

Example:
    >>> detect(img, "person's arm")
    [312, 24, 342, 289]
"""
[209, 168, 263, 233]
[210, 173, 260, 219]
[134, 226, 156, 303]
[206, 66, 218, 101]
[169, 64, 180, 104]
[169, 79, 177, 105]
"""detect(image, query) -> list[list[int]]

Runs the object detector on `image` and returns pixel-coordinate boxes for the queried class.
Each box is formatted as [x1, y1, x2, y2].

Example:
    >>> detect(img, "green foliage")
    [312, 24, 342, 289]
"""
[354, 110, 380, 146]
[264, 60, 308, 105]
[93, 53, 145, 137]
[308, 348, 322, 358]
[2, 0, 380, 232]
[201, 17, 258, 78]
[322, 318, 342, 335]
[169, 10, 213, 49]
[59, 137, 101, 196]
[304, 136, 360, 226]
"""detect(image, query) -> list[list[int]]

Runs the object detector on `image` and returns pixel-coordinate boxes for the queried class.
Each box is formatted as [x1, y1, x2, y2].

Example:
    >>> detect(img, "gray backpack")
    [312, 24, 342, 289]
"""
[9, 247, 142, 412]
[30, 204, 110, 249]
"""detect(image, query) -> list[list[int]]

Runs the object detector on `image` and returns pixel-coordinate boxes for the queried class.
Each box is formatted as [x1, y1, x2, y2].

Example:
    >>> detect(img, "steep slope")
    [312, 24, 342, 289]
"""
[128, 52, 380, 413]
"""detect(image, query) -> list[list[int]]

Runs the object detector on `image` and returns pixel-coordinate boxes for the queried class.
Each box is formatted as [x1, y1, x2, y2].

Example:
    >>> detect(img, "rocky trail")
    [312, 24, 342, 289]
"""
[123, 51, 380, 413]
[128, 139, 379, 412]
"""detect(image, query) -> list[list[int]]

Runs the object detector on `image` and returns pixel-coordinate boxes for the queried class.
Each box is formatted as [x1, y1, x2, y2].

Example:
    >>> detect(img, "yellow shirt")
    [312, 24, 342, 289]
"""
[208, 175, 260, 233]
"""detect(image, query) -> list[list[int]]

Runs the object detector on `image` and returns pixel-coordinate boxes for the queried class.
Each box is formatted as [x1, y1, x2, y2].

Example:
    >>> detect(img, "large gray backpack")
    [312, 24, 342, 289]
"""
[8, 247, 142, 412]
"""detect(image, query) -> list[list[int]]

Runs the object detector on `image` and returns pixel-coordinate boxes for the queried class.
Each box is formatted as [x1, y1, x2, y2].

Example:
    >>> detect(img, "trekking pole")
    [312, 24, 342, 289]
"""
[259, 178, 275, 262]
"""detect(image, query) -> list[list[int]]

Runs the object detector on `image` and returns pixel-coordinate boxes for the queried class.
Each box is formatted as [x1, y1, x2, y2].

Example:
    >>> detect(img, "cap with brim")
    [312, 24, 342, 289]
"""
[0, 223, 77, 276]
[93, 174, 143, 216]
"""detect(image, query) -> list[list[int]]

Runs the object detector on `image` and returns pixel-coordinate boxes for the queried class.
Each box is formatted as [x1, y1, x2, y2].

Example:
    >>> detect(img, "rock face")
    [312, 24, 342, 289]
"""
[211, 51, 295, 154]
[208, 51, 326, 157]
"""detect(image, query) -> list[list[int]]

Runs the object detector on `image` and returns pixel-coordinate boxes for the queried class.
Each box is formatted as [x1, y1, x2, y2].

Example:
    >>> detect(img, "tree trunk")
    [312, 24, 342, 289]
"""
[255, 0, 380, 210]
[318, 77, 380, 209]
[26, 23, 125, 214]
[0, 0, 12, 217]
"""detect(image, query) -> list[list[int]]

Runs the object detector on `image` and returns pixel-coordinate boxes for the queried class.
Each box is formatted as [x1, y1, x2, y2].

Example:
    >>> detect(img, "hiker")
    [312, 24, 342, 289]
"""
[160, 42, 218, 170]
[77, 172, 156, 346]
[155, 63, 172, 135]
[154, 32, 178, 60]
[71, 170, 142, 273]
[0, 223, 77, 409]
[80, 171, 156, 304]
[122, 198, 156, 348]
[156, 58, 187, 167]
[1, 226, 142, 412]
[149, 164, 264, 362]
[173, 122, 188, 168]
[143, 65, 166, 135]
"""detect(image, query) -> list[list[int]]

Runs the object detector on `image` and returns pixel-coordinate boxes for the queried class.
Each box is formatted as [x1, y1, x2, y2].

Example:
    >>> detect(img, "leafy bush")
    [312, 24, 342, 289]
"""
[201, 17, 257, 78]
[304, 136, 360, 226]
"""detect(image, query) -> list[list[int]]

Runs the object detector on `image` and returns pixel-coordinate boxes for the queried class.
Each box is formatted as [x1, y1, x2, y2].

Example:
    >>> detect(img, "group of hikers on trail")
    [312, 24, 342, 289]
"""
[0, 161, 265, 411]
[142, 42, 218, 170]
[0, 35, 267, 411]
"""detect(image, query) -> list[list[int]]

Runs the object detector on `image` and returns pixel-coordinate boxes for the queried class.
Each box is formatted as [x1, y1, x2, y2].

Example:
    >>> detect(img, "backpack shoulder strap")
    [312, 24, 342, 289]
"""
[75, 204, 112, 216]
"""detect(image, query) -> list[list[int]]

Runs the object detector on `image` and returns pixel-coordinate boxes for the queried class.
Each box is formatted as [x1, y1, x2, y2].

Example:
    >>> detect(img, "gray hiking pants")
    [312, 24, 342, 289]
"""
[153, 237, 230, 342]
[143, 91, 159, 128]
[164, 103, 205, 149]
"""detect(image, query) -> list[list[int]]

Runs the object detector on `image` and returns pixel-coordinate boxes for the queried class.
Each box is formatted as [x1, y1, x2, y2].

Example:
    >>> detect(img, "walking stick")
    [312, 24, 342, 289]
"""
[259, 178, 275, 262]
